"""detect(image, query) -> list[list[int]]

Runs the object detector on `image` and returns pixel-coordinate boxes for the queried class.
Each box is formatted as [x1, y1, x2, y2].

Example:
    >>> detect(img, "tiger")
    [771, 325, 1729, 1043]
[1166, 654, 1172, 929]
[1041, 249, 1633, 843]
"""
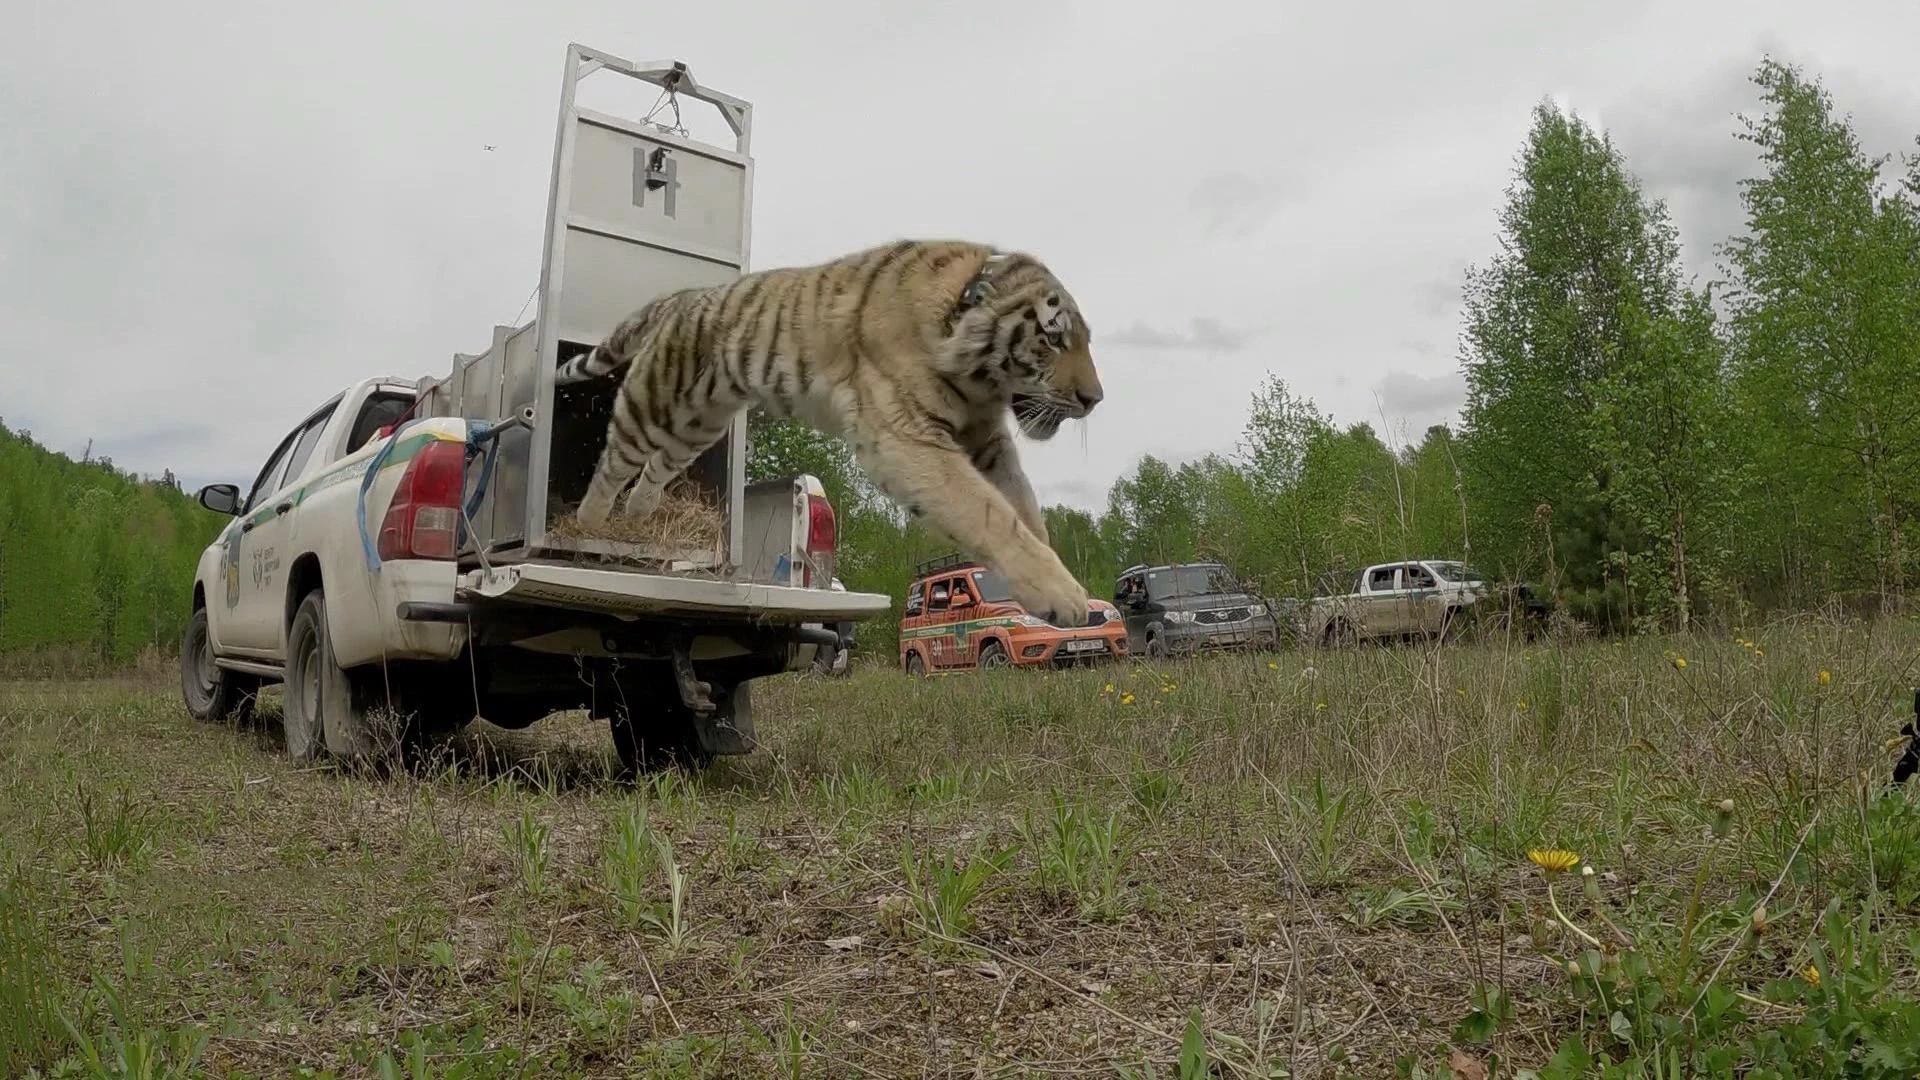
[552, 239, 1104, 627]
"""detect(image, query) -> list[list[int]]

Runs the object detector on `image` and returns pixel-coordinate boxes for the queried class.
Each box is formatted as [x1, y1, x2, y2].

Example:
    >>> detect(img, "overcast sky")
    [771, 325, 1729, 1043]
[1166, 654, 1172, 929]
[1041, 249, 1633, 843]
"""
[4, 1, 1918, 511]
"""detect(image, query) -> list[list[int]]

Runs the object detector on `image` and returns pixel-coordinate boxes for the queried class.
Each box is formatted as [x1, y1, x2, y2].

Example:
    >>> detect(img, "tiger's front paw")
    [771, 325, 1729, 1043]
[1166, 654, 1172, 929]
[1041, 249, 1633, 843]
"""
[1019, 565, 1090, 628]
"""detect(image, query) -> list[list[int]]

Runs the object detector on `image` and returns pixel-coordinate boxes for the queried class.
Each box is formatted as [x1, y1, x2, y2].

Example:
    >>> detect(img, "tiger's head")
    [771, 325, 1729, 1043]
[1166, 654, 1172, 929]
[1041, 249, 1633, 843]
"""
[946, 252, 1104, 441]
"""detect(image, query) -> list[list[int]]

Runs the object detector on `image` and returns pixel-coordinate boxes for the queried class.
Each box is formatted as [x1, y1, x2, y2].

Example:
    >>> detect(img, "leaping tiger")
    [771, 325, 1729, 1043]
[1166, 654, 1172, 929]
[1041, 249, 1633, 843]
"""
[553, 239, 1104, 627]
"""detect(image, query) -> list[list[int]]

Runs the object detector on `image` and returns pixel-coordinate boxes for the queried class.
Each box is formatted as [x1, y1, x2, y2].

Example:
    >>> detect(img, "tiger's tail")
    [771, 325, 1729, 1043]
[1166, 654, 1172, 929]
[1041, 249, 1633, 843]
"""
[553, 296, 669, 386]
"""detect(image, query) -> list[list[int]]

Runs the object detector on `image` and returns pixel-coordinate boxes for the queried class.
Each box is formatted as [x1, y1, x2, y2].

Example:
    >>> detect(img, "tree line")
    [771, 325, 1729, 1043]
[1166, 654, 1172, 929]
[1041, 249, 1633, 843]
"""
[0, 424, 216, 673]
[756, 57, 1920, 648]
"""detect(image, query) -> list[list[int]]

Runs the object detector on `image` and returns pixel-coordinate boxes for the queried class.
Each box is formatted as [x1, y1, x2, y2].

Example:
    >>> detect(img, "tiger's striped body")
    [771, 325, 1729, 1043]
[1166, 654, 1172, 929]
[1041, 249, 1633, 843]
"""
[554, 239, 1104, 626]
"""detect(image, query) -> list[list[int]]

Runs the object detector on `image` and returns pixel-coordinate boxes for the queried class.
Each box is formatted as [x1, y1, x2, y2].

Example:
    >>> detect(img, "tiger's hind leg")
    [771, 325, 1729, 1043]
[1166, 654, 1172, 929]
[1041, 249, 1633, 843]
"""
[852, 429, 1089, 627]
[615, 404, 740, 521]
[576, 371, 666, 527]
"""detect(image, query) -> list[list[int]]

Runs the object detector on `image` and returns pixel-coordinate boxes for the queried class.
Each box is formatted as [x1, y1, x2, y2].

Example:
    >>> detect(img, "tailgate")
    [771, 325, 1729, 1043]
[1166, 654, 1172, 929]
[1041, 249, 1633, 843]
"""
[458, 564, 892, 623]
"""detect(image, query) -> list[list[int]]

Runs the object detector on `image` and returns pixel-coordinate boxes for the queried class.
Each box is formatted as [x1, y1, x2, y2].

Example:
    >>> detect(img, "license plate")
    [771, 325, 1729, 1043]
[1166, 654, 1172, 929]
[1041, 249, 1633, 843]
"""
[1064, 639, 1106, 653]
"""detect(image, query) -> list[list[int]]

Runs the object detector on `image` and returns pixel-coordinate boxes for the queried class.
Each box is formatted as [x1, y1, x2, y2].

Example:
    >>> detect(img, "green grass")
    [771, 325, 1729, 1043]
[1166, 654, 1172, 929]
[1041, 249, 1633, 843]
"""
[3, 618, 1919, 1077]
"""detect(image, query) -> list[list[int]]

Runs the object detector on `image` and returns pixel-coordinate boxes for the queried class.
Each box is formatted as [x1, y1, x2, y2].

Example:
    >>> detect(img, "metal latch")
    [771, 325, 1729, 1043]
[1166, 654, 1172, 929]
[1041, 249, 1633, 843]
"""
[633, 147, 679, 216]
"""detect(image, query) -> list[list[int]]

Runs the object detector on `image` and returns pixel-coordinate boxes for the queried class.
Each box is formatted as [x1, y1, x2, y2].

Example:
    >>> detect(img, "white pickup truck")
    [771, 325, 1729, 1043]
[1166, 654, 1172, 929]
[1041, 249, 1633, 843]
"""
[1299, 559, 1496, 646]
[179, 45, 890, 772]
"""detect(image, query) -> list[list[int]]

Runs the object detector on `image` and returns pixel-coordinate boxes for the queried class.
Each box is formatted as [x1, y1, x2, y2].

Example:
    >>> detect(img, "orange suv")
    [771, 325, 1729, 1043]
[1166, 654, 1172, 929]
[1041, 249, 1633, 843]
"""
[899, 555, 1126, 675]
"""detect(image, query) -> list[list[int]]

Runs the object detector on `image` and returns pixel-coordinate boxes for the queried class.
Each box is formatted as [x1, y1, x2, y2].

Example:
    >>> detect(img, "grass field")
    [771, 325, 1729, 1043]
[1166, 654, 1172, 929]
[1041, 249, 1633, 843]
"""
[5, 619, 1920, 1078]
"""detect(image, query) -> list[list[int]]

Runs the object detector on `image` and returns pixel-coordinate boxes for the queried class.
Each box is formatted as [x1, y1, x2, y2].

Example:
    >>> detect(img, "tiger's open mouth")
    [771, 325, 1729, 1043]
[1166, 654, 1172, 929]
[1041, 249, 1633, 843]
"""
[1012, 393, 1071, 439]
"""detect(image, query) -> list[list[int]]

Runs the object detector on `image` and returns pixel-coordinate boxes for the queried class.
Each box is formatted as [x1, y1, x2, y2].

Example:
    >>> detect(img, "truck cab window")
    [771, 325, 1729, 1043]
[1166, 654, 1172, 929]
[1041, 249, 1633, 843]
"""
[279, 406, 338, 491]
[1368, 566, 1398, 591]
[929, 582, 951, 611]
[347, 392, 417, 454]
[1405, 565, 1436, 589]
[242, 433, 301, 515]
[906, 582, 924, 617]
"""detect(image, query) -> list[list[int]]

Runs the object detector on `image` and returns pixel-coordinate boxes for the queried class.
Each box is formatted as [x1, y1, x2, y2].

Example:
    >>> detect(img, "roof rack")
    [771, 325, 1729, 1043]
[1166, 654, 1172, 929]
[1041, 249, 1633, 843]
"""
[913, 552, 977, 579]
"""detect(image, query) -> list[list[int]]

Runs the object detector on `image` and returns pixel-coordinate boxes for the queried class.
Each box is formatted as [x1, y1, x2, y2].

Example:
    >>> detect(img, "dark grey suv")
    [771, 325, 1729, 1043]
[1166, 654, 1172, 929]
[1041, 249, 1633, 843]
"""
[1113, 562, 1281, 657]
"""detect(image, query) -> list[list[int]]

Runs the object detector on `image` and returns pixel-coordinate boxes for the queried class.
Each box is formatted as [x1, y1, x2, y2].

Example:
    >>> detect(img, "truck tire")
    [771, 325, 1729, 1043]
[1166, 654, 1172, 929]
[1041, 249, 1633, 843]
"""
[181, 606, 259, 726]
[1145, 627, 1169, 659]
[904, 651, 926, 677]
[1323, 619, 1356, 648]
[978, 640, 1010, 669]
[285, 589, 405, 770]
[601, 663, 717, 775]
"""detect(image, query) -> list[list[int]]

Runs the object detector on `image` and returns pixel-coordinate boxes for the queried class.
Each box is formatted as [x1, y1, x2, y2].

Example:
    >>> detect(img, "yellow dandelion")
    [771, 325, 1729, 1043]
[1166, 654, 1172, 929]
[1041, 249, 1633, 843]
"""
[1672, 656, 1688, 670]
[1120, 692, 1135, 705]
[1527, 848, 1580, 875]
[1804, 965, 1820, 987]
[1314, 701, 1327, 711]
[1817, 669, 1832, 686]
[1456, 687, 1467, 696]
[1103, 682, 1115, 694]
[1517, 700, 1530, 712]
[1163, 682, 1177, 692]
[1268, 661, 1279, 671]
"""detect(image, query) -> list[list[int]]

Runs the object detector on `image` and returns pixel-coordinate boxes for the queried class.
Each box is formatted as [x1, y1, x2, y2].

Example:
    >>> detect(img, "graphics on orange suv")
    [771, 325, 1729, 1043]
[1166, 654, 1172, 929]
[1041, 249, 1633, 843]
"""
[898, 554, 1126, 675]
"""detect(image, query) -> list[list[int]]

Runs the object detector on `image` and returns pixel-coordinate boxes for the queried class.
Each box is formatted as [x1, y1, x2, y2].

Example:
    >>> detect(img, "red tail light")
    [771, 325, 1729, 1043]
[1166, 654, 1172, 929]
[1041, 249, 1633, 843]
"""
[802, 495, 836, 587]
[376, 439, 466, 561]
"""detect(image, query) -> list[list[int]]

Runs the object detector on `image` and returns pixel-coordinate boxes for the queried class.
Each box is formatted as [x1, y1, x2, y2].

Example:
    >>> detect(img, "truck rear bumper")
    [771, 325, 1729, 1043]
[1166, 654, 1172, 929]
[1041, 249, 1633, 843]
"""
[456, 564, 893, 623]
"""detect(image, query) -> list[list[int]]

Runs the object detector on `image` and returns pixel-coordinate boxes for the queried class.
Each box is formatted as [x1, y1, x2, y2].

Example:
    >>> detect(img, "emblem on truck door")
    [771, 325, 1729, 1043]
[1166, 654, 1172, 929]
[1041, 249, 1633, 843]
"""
[633, 146, 679, 217]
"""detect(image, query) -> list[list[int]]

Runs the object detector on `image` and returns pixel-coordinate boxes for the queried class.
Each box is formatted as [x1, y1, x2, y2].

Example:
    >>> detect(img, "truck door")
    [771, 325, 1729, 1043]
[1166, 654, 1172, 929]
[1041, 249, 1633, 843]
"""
[1361, 565, 1402, 636]
[1115, 570, 1150, 651]
[947, 577, 981, 665]
[924, 578, 955, 668]
[1402, 562, 1441, 635]
[225, 404, 336, 655]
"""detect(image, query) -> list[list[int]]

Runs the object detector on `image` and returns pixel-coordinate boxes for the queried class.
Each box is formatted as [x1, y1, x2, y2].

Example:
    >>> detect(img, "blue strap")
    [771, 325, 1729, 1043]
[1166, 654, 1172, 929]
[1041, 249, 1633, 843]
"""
[460, 419, 498, 549]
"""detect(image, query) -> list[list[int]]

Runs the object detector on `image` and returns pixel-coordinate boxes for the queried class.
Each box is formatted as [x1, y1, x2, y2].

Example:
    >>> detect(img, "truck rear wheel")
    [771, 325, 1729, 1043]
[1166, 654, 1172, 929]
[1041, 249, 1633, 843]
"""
[181, 606, 259, 726]
[600, 663, 718, 775]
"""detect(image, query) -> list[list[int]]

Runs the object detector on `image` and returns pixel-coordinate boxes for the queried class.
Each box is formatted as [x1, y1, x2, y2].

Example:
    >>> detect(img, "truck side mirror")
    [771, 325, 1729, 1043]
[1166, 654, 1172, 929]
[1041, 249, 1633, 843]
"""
[196, 483, 242, 516]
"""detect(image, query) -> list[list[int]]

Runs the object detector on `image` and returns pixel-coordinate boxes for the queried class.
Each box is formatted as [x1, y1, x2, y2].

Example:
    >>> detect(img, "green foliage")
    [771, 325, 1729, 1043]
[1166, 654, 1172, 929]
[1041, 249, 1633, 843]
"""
[1017, 790, 1132, 920]
[898, 836, 1013, 948]
[0, 424, 221, 671]
[1721, 57, 1920, 611]
[1458, 102, 1721, 631]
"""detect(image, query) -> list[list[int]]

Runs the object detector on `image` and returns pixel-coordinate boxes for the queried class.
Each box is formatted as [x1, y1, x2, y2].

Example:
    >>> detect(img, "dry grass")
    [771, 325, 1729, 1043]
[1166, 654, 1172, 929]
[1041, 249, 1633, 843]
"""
[3, 616, 1919, 1077]
[547, 482, 725, 564]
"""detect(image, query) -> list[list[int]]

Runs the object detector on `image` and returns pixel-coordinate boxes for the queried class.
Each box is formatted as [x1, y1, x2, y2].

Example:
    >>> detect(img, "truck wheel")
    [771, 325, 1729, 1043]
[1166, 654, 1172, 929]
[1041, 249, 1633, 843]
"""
[978, 640, 1010, 669]
[904, 651, 926, 677]
[1323, 619, 1356, 648]
[286, 589, 404, 770]
[602, 663, 716, 775]
[1145, 629, 1169, 659]
[180, 606, 258, 726]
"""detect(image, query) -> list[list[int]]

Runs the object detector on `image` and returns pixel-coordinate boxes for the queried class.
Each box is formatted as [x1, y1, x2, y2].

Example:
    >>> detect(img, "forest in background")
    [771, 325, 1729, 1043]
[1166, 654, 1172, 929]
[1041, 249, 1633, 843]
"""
[5, 55, 1917, 667]
[0, 425, 215, 673]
